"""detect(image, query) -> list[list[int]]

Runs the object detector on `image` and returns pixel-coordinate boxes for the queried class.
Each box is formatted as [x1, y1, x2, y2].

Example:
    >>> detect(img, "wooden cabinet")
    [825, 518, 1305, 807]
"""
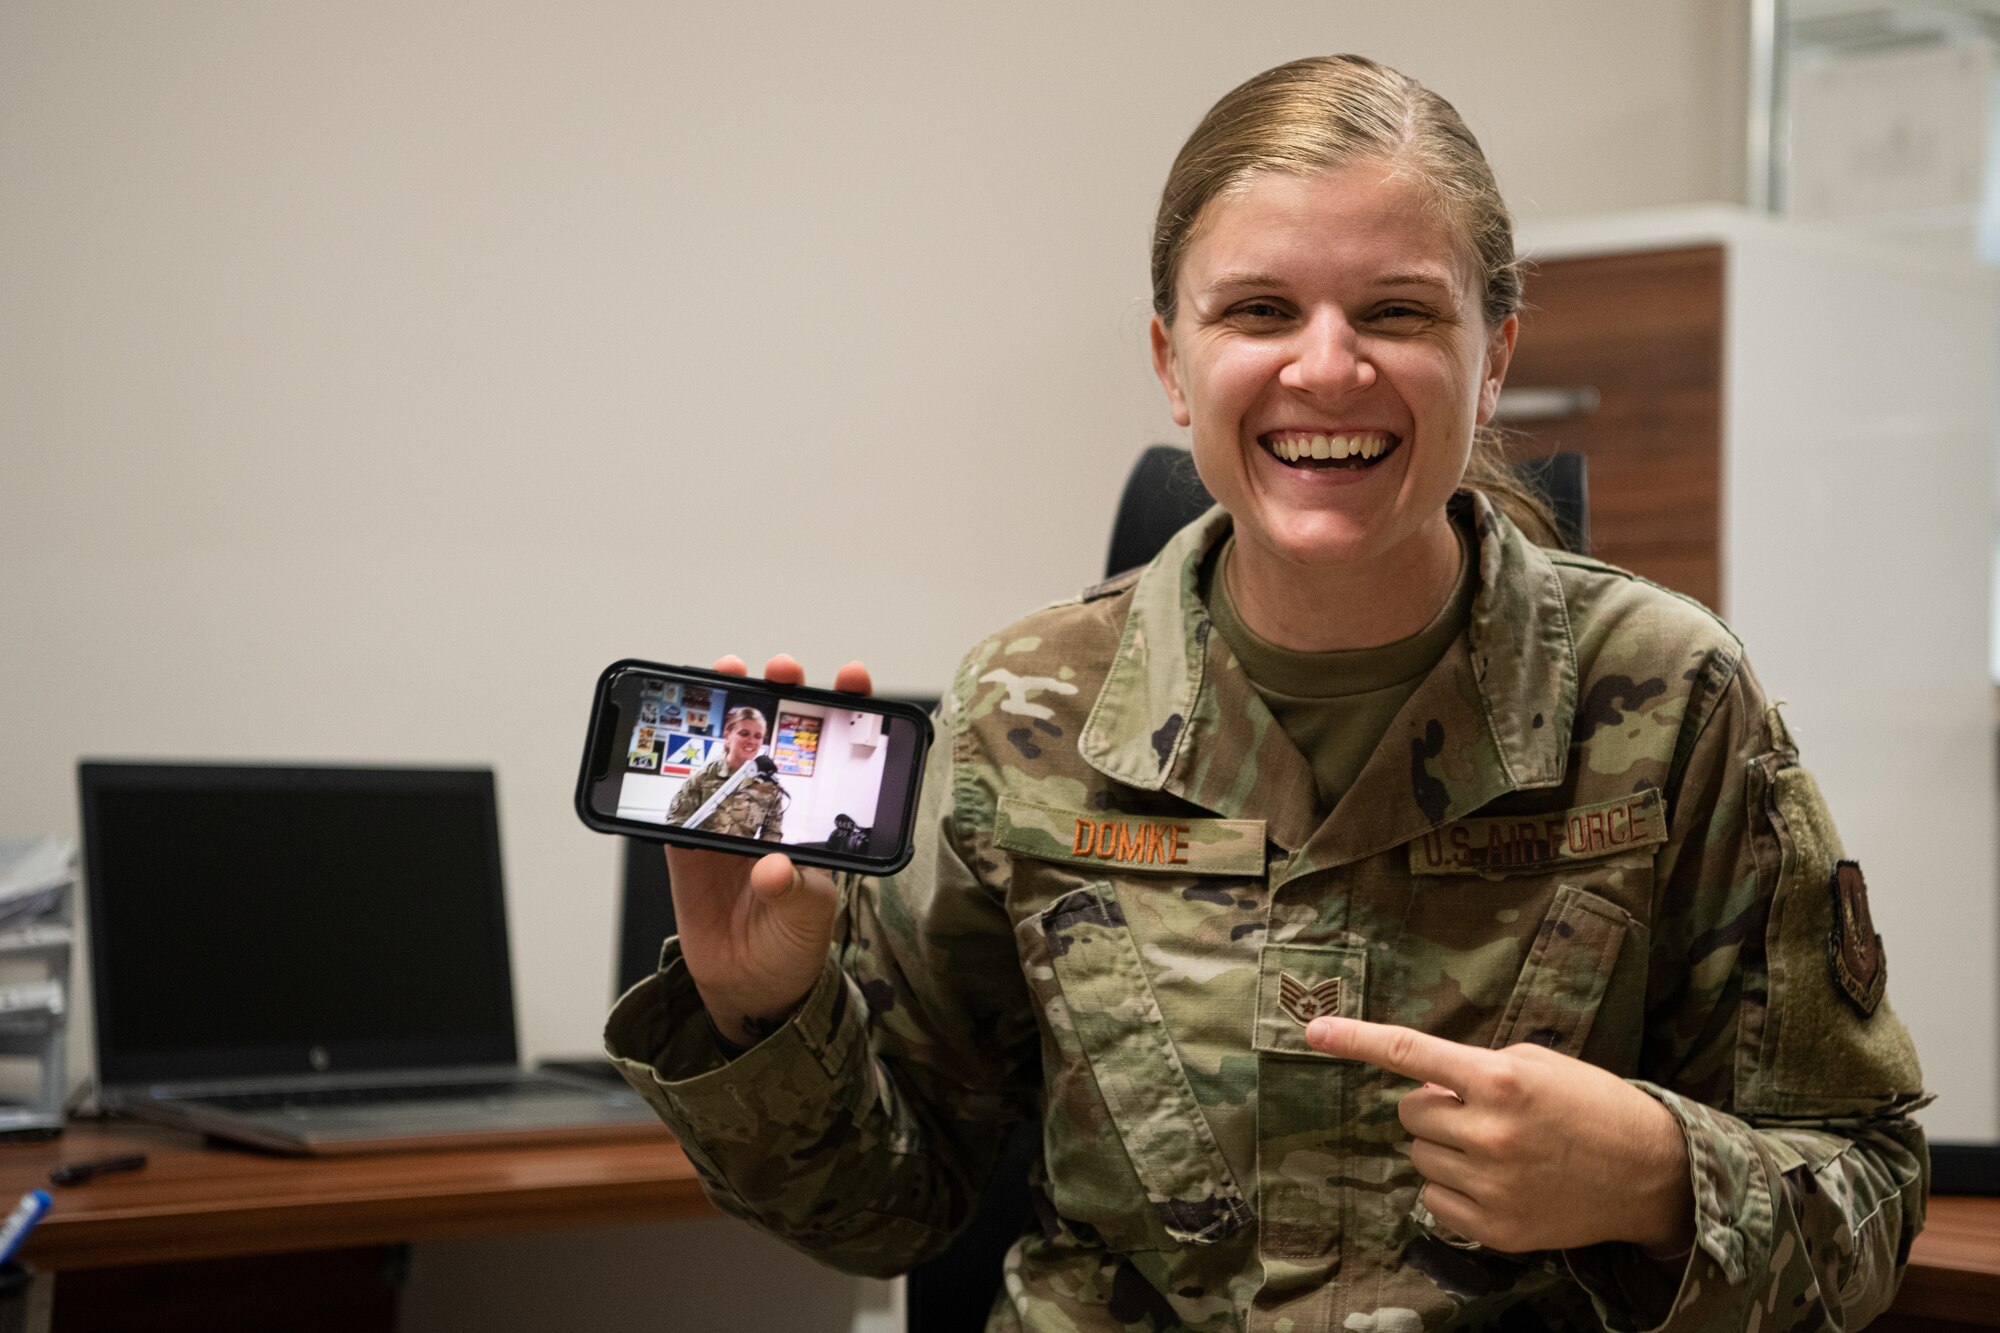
[1504, 245, 1725, 610]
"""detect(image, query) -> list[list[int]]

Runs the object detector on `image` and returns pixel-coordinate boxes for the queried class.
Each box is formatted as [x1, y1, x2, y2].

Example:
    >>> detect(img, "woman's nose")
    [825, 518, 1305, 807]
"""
[1279, 311, 1373, 396]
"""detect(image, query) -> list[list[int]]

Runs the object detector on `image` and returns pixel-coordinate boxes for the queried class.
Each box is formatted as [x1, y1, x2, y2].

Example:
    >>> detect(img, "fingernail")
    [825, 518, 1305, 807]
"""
[1307, 1018, 1334, 1046]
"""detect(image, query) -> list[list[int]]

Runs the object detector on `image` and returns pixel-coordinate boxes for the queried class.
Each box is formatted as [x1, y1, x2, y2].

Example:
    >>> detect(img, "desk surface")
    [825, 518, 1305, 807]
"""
[0, 1120, 713, 1271]
[2, 1121, 1997, 1324]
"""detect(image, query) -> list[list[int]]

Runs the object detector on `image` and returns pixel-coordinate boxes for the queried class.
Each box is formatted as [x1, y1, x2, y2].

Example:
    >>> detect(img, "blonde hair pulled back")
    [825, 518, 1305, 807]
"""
[1152, 54, 1558, 545]
[723, 706, 768, 736]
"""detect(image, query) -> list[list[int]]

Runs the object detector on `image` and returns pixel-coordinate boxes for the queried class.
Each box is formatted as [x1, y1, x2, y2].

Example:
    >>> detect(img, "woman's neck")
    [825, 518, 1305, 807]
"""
[1224, 516, 1464, 653]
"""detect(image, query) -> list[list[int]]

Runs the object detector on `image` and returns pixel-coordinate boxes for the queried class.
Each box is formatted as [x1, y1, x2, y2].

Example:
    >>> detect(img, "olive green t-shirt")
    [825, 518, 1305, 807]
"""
[1207, 532, 1473, 819]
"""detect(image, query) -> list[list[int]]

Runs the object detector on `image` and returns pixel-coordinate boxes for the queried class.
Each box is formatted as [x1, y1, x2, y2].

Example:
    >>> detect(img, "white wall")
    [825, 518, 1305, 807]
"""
[0, 2, 1750, 1328]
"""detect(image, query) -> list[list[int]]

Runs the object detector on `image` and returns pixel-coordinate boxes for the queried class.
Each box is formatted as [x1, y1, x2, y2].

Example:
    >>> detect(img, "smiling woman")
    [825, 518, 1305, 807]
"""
[604, 54, 1930, 1333]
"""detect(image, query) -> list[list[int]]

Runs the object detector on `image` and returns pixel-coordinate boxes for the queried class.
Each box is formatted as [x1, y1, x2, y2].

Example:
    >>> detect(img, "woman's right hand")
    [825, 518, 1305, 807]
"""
[664, 652, 872, 1048]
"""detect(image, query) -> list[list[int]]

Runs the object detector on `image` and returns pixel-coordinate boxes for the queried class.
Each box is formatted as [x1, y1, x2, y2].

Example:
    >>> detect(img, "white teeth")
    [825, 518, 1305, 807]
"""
[1268, 432, 1393, 461]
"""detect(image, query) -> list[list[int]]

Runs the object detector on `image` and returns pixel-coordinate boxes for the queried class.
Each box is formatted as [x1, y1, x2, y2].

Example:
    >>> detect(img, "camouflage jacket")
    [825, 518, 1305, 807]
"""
[607, 494, 1929, 1332]
[666, 755, 786, 841]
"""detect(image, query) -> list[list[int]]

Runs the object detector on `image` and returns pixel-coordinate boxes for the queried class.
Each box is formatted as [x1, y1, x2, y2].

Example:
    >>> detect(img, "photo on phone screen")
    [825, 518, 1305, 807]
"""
[576, 661, 933, 874]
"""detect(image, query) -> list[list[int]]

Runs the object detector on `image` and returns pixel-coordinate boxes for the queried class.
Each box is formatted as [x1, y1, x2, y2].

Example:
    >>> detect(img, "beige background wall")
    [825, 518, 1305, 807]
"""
[2, 3, 1750, 1328]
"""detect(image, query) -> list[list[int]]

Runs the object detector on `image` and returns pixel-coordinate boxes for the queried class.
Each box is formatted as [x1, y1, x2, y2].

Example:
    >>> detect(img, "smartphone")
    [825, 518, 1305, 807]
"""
[574, 660, 935, 875]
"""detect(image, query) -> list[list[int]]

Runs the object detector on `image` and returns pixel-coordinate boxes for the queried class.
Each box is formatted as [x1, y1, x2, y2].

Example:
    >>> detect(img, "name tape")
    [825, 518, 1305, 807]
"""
[1410, 788, 1666, 875]
[1073, 818, 1190, 865]
[994, 797, 1265, 876]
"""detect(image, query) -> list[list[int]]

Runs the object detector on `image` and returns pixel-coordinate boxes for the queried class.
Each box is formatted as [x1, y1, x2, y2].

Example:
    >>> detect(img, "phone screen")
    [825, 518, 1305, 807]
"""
[578, 663, 930, 873]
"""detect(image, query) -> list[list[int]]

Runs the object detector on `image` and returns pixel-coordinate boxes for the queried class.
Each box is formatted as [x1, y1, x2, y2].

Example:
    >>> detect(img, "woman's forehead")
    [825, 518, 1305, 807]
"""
[1183, 165, 1475, 294]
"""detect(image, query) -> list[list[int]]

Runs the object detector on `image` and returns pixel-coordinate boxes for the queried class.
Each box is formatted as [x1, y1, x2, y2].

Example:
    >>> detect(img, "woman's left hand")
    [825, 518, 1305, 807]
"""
[1305, 1016, 1695, 1256]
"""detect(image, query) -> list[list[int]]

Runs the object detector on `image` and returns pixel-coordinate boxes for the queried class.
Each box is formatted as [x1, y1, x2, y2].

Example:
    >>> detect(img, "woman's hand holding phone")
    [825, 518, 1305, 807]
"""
[666, 653, 873, 1049]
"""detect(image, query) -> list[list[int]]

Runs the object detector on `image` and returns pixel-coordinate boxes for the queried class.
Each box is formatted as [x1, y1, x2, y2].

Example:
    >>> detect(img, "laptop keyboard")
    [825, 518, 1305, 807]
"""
[193, 1077, 564, 1112]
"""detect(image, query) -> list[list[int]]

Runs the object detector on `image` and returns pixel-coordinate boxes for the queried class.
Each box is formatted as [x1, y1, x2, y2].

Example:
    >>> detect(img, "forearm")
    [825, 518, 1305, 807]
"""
[1569, 1082, 1928, 1332]
[606, 943, 996, 1277]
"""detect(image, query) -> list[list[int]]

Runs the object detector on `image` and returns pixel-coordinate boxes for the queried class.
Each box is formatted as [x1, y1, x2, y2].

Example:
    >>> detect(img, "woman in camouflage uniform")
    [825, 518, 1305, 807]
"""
[664, 706, 787, 842]
[609, 55, 1928, 1333]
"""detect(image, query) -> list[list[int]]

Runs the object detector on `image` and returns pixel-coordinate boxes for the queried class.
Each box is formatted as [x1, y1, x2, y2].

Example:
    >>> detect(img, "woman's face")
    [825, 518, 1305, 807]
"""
[723, 719, 765, 769]
[1150, 162, 1516, 578]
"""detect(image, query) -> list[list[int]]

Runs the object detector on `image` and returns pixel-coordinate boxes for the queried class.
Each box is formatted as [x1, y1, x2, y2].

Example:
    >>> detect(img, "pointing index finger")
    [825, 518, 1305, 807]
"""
[1305, 1016, 1486, 1098]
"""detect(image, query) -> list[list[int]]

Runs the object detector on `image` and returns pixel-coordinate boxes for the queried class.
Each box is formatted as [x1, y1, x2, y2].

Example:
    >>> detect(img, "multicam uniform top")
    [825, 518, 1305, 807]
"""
[665, 756, 786, 842]
[607, 493, 1929, 1333]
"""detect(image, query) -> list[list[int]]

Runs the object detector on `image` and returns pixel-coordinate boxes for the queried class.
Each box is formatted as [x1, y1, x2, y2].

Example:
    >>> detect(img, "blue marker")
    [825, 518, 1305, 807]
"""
[0, 1190, 49, 1266]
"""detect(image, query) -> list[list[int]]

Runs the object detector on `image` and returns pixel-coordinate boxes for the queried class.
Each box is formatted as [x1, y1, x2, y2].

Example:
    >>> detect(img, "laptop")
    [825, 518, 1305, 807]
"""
[78, 761, 663, 1155]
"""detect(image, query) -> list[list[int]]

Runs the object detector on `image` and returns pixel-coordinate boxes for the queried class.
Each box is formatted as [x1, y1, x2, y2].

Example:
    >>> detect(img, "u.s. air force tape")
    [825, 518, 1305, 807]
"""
[994, 797, 1265, 876]
[1409, 788, 1667, 875]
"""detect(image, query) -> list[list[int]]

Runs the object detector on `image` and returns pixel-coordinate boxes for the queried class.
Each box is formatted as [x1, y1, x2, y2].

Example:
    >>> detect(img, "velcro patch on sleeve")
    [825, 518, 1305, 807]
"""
[1409, 788, 1667, 875]
[995, 797, 1265, 876]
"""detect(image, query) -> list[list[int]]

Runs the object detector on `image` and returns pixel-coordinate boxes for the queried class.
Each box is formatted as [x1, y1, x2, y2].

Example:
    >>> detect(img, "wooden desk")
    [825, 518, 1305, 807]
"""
[0, 1119, 713, 1330]
[0, 1120, 711, 1271]
[1884, 1196, 2000, 1330]
[4, 1122, 1999, 1328]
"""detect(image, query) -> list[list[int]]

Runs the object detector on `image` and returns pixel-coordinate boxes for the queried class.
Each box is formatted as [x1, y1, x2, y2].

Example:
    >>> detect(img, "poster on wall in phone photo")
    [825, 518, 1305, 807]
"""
[628, 724, 663, 771]
[772, 711, 823, 777]
[662, 733, 720, 777]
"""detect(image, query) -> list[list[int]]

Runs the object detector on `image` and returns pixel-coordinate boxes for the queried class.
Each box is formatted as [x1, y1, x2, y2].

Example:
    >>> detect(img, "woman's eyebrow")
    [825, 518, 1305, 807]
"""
[1201, 271, 1290, 296]
[1199, 268, 1458, 298]
[1373, 270, 1456, 294]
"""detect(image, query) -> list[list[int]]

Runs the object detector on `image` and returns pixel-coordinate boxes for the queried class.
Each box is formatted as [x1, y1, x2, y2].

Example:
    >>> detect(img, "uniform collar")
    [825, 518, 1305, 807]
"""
[1076, 492, 1577, 865]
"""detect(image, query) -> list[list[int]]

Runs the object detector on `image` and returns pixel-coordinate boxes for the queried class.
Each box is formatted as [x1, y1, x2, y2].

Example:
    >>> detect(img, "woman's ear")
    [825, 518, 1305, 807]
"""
[1475, 313, 1519, 426]
[1150, 314, 1192, 428]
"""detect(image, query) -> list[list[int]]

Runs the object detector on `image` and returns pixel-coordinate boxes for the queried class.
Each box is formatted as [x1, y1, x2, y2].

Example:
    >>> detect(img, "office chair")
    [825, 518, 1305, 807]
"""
[904, 445, 1591, 1332]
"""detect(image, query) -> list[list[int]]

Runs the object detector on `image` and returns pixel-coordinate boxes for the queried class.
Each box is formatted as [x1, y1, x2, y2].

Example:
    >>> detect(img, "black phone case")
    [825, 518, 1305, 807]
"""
[574, 659, 935, 876]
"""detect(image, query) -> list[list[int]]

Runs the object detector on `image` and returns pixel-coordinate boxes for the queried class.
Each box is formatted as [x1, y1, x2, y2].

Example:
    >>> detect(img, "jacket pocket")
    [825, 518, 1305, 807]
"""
[1488, 882, 1635, 1057]
[1019, 882, 1253, 1252]
[1253, 941, 1367, 1057]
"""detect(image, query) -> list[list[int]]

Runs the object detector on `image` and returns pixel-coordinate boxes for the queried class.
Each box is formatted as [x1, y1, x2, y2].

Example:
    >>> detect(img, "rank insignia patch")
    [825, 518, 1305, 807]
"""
[1828, 859, 1885, 1017]
[1278, 973, 1343, 1027]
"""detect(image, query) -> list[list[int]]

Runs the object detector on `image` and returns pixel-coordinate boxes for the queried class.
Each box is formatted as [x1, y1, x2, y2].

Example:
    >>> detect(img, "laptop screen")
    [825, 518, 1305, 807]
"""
[80, 763, 518, 1087]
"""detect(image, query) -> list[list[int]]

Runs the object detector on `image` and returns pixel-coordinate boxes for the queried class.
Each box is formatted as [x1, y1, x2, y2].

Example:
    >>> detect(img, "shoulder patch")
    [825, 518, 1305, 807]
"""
[1828, 860, 1885, 1017]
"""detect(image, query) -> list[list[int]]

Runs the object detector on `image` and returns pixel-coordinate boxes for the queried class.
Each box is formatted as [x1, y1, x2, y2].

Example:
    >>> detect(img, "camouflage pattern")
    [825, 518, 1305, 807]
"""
[665, 755, 786, 841]
[606, 492, 1929, 1332]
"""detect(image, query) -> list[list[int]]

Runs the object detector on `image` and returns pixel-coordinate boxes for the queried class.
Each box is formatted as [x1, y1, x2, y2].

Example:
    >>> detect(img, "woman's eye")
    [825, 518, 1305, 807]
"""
[1372, 304, 1434, 323]
[1231, 300, 1288, 321]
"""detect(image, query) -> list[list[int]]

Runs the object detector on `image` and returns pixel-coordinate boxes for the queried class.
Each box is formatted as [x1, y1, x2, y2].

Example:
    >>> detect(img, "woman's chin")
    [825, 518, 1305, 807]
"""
[1240, 512, 1383, 570]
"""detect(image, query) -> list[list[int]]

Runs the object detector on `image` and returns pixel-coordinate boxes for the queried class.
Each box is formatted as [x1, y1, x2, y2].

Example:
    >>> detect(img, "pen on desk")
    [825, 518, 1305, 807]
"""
[48, 1153, 147, 1187]
[0, 1191, 49, 1266]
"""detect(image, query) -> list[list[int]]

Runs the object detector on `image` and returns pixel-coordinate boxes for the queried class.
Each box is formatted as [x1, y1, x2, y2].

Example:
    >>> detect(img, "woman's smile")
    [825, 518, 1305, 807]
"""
[1258, 428, 1399, 467]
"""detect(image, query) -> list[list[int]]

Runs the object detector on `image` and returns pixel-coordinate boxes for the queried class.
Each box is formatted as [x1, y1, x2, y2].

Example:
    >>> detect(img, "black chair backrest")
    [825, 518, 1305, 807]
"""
[617, 838, 677, 997]
[1103, 444, 1590, 580]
